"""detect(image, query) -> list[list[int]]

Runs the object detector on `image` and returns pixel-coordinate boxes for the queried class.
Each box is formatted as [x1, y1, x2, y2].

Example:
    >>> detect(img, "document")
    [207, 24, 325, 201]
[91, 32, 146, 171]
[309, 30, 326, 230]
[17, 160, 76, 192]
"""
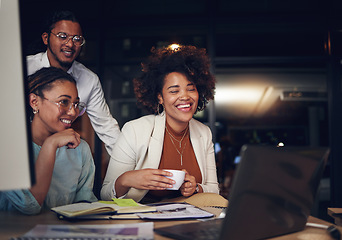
[11, 222, 154, 240]
[95, 203, 215, 220]
[137, 202, 214, 220]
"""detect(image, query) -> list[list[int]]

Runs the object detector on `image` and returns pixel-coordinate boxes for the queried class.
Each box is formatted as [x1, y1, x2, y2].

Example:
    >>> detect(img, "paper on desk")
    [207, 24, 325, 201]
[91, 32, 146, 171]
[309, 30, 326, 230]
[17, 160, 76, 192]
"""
[12, 222, 154, 240]
[137, 203, 214, 220]
[112, 198, 139, 206]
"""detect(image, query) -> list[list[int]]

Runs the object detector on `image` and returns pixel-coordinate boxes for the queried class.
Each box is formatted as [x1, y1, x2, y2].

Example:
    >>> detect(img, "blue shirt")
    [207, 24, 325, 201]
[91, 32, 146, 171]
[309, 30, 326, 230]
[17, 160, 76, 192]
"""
[0, 139, 97, 215]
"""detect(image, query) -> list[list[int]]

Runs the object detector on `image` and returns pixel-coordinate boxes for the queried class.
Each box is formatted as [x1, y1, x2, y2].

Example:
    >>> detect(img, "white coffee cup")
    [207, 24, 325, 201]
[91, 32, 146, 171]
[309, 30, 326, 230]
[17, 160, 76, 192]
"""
[163, 169, 186, 190]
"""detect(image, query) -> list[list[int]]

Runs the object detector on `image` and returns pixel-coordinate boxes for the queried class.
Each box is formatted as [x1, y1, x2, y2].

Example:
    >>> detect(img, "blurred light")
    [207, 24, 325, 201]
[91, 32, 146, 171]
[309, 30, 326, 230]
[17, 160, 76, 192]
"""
[277, 142, 285, 147]
[169, 44, 180, 51]
[234, 156, 241, 164]
[214, 143, 221, 154]
[215, 87, 263, 104]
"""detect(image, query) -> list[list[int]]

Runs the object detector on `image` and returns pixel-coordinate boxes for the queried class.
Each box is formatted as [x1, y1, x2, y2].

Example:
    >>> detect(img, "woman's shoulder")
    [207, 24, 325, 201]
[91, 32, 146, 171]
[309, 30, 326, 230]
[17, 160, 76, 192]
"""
[79, 139, 91, 149]
[123, 114, 158, 130]
[78, 139, 93, 157]
[116, 115, 159, 148]
[61, 139, 92, 157]
[189, 118, 212, 138]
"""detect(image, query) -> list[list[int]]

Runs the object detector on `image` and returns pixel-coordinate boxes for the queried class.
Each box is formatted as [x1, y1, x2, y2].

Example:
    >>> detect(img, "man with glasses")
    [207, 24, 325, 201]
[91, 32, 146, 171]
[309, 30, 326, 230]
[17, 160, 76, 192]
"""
[26, 10, 120, 159]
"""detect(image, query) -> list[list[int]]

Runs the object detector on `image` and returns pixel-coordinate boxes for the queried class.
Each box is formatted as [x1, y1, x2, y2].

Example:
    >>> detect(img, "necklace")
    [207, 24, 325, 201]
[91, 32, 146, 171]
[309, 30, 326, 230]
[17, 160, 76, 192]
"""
[165, 126, 188, 165]
[165, 125, 188, 148]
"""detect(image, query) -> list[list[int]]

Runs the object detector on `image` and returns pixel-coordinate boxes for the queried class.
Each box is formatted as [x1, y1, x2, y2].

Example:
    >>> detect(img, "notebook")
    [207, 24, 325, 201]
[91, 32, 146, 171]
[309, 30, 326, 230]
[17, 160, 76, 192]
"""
[155, 144, 330, 240]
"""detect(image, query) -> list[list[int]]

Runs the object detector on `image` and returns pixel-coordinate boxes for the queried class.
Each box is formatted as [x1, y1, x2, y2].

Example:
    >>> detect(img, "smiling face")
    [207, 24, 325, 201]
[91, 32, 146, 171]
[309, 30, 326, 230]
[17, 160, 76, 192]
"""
[42, 20, 83, 71]
[30, 80, 79, 140]
[158, 72, 199, 131]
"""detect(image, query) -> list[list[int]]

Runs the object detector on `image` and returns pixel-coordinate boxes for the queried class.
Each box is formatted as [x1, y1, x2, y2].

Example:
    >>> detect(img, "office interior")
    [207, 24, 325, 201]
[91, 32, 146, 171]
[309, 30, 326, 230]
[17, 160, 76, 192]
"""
[20, 0, 342, 222]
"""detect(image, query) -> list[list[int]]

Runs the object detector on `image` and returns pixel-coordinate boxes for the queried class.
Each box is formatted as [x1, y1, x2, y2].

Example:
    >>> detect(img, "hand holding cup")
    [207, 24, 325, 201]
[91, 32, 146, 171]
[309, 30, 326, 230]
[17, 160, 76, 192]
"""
[163, 169, 185, 190]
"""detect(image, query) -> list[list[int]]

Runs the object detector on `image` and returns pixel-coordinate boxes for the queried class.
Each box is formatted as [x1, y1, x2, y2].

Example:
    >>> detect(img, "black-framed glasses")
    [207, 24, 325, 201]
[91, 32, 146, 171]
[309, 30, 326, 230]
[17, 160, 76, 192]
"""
[43, 97, 86, 117]
[50, 32, 86, 46]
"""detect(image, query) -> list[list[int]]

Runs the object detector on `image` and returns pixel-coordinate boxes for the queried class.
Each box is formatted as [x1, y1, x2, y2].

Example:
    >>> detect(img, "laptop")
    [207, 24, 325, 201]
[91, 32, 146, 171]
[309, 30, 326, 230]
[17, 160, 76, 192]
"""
[155, 145, 330, 240]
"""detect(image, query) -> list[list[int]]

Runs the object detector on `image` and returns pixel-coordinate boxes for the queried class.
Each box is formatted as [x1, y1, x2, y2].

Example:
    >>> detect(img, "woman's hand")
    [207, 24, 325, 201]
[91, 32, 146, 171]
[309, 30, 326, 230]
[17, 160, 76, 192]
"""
[115, 169, 175, 197]
[45, 128, 81, 149]
[30, 128, 80, 205]
[180, 169, 197, 197]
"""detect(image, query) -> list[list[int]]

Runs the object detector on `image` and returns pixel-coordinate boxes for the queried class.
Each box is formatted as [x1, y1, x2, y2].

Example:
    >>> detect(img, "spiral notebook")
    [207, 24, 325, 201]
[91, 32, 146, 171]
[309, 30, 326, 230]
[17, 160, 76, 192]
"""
[155, 145, 329, 240]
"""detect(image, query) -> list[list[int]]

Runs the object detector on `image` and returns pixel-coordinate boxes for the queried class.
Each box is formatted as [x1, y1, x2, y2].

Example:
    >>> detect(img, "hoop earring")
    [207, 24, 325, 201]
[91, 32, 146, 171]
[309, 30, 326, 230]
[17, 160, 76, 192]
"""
[157, 104, 164, 115]
[33, 109, 39, 114]
[197, 98, 207, 112]
[197, 105, 205, 112]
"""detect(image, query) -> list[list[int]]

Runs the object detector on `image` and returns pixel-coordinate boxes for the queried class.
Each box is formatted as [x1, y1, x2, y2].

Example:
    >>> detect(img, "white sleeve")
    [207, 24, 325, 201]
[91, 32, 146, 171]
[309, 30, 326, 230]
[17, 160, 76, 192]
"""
[201, 126, 220, 194]
[74, 65, 121, 158]
[100, 122, 137, 200]
[85, 79, 120, 157]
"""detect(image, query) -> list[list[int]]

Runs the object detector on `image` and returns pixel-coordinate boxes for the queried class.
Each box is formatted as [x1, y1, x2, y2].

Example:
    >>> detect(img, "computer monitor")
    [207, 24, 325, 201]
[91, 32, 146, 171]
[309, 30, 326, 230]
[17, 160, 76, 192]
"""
[0, 0, 35, 190]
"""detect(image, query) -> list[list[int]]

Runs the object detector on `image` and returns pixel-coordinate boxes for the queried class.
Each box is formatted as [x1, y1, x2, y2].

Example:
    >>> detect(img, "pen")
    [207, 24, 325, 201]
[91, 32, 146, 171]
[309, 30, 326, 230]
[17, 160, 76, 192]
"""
[306, 223, 341, 240]
[158, 207, 187, 213]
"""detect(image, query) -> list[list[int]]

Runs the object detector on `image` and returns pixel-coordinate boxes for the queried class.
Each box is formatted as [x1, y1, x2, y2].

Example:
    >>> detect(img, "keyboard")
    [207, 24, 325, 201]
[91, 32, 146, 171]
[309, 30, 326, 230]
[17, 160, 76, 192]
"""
[155, 219, 223, 240]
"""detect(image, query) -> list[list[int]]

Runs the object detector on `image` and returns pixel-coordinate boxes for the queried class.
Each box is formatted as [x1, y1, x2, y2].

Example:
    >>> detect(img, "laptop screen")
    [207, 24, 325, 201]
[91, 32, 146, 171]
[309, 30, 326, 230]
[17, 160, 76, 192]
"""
[220, 145, 329, 240]
[154, 145, 329, 240]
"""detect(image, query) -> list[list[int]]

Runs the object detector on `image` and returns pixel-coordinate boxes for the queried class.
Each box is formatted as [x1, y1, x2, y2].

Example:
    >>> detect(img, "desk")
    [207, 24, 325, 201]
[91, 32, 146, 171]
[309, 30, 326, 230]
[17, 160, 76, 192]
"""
[0, 211, 340, 240]
[328, 208, 342, 227]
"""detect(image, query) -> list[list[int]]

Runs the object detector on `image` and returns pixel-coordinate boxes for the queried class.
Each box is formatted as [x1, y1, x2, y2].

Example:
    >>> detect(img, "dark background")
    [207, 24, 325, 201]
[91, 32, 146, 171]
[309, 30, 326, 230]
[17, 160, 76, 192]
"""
[19, 0, 342, 221]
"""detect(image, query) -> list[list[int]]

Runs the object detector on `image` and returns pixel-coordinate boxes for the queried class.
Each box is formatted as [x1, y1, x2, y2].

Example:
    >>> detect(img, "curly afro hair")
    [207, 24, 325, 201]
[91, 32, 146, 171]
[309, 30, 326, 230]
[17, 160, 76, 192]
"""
[133, 45, 216, 114]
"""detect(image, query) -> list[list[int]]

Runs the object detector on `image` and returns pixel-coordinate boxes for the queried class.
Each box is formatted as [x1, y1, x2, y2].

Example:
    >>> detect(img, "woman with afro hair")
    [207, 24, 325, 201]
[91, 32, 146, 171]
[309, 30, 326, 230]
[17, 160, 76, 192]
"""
[101, 45, 219, 203]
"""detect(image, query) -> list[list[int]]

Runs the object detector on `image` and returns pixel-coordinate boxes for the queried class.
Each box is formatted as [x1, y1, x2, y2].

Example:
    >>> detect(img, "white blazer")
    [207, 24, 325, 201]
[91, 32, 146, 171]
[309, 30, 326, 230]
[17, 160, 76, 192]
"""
[101, 114, 219, 202]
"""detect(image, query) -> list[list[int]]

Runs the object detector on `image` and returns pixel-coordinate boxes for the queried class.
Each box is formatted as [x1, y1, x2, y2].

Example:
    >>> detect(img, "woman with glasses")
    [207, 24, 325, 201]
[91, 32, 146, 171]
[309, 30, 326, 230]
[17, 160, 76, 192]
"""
[101, 45, 219, 203]
[0, 67, 97, 215]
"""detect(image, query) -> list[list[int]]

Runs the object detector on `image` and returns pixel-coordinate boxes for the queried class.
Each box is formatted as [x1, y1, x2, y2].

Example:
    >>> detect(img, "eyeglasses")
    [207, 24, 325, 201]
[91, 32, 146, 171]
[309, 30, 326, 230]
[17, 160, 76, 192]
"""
[43, 97, 86, 117]
[50, 32, 86, 46]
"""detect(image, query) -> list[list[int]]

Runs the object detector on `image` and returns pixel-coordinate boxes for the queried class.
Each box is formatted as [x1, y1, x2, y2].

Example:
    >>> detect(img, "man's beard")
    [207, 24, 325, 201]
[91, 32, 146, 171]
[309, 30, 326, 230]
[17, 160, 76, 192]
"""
[47, 43, 73, 70]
